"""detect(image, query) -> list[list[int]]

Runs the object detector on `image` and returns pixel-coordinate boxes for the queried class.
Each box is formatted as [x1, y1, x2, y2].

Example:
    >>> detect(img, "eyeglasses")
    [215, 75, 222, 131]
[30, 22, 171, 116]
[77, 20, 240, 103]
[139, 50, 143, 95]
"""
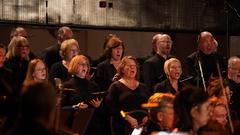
[70, 49, 79, 54]
[125, 64, 137, 68]
[35, 68, 46, 72]
[229, 67, 240, 72]
[78, 63, 89, 67]
[158, 41, 173, 45]
[16, 45, 29, 48]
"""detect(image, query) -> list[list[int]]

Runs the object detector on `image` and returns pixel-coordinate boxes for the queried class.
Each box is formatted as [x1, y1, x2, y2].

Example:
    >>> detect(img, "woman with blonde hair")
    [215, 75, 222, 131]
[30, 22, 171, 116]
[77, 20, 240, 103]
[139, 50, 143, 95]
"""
[49, 39, 80, 84]
[6, 36, 30, 60]
[154, 58, 183, 94]
[23, 59, 48, 86]
[5, 36, 35, 92]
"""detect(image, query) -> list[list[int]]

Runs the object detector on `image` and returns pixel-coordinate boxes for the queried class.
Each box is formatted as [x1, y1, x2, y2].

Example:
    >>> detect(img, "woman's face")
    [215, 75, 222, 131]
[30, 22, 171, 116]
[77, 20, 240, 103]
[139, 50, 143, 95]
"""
[32, 61, 47, 82]
[76, 58, 89, 78]
[15, 40, 30, 59]
[122, 59, 137, 79]
[192, 100, 211, 129]
[65, 44, 79, 62]
[156, 35, 172, 55]
[168, 61, 182, 80]
[111, 45, 123, 61]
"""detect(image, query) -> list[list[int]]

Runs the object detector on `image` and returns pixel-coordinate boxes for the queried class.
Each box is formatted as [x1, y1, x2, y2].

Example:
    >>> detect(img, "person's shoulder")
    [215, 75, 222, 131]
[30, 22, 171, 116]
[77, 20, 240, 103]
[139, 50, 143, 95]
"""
[51, 61, 62, 68]
[168, 54, 175, 58]
[139, 82, 148, 87]
[187, 51, 197, 59]
[154, 80, 167, 91]
[108, 80, 121, 88]
[43, 44, 59, 53]
[0, 66, 13, 74]
[97, 59, 110, 67]
[88, 79, 99, 86]
[62, 77, 74, 86]
[156, 79, 168, 85]
[215, 52, 226, 60]
[138, 82, 150, 90]
[144, 55, 158, 64]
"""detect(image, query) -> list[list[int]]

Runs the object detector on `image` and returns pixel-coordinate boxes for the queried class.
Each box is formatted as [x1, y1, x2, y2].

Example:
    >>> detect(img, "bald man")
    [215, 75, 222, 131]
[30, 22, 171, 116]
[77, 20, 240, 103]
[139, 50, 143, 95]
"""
[10, 27, 28, 39]
[186, 31, 227, 88]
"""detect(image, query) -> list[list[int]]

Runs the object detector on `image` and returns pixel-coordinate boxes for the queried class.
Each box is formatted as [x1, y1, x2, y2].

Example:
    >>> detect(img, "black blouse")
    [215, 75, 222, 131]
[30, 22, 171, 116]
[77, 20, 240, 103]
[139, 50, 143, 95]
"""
[96, 59, 117, 91]
[154, 79, 183, 95]
[106, 81, 150, 135]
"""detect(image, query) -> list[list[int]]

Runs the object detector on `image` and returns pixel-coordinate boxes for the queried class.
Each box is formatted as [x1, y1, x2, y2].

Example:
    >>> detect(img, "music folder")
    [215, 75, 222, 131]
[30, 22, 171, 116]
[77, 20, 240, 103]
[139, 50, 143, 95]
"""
[85, 91, 108, 102]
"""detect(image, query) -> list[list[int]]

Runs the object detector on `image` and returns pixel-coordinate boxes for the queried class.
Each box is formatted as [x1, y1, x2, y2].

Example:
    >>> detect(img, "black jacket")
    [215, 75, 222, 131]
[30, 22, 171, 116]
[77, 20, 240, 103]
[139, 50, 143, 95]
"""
[143, 54, 174, 92]
[186, 51, 227, 87]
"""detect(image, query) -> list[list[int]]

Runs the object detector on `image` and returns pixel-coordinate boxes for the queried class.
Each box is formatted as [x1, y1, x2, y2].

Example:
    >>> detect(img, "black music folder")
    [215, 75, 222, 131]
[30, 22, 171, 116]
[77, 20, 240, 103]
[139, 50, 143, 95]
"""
[85, 91, 108, 102]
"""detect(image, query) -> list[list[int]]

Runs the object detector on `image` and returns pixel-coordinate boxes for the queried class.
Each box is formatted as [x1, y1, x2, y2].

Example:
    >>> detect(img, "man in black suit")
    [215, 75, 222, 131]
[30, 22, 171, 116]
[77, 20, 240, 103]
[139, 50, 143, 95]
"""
[41, 26, 73, 69]
[143, 34, 174, 93]
[186, 31, 227, 89]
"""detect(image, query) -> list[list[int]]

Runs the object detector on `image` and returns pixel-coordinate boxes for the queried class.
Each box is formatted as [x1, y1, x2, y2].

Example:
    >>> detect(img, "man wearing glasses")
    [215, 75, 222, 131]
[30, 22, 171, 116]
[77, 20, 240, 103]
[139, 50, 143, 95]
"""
[143, 34, 174, 93]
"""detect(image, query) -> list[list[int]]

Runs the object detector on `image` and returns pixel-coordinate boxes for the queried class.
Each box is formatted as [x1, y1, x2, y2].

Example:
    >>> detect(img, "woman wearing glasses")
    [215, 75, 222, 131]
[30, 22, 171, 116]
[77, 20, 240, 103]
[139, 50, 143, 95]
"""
[5, 36, 35, 94]
[62, 55, 104, 135]
[49, 39, 80, 85]
[106, 56, 150, 135]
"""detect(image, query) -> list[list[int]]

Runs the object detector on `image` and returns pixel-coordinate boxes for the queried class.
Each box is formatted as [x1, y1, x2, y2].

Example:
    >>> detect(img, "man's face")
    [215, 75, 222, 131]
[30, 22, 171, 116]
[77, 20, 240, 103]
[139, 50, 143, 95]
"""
[16, 27, 28, 38]
[228, 61, 240, 83]
[157, 103, 174, 131]
[155, 35, 172, 56]
[199, 33, 216, 55]
[62, 29, 73, 41]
